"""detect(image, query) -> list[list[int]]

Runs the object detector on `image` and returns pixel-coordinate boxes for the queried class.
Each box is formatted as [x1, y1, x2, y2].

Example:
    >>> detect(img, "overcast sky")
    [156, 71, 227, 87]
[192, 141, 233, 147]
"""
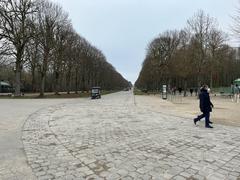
[52, 0, 239, 83]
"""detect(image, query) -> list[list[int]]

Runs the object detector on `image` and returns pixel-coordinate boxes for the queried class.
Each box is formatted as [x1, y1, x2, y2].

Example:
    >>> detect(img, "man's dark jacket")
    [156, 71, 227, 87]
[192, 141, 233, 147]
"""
[199, 89, 213, 113]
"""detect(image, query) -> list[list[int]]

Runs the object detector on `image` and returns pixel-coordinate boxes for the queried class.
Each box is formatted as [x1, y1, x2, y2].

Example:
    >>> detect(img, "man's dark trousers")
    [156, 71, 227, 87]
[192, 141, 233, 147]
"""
[195, 112, 210, 127]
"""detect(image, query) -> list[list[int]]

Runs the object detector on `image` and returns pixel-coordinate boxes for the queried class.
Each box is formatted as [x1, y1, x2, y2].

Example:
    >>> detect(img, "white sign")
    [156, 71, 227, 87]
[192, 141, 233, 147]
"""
[163, 85, 167, 93]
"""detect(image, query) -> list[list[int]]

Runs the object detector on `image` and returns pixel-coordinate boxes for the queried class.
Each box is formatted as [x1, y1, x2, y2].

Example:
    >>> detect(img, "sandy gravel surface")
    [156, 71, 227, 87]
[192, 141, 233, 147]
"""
[1, 92, 240, 180]
[135, 94, 240, 127]
[21, 91, 240, 179]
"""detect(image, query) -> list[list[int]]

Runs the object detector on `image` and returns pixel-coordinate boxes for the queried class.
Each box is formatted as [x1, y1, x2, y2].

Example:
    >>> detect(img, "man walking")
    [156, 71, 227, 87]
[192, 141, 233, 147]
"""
[234, 84, 240, 103]
[194, 85, 214, 128]
[231, 83, 235, 102]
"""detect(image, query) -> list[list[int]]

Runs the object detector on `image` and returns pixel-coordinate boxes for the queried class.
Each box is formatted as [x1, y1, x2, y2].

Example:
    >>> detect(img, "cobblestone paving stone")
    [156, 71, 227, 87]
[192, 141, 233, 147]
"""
[22, 92, 240, 180]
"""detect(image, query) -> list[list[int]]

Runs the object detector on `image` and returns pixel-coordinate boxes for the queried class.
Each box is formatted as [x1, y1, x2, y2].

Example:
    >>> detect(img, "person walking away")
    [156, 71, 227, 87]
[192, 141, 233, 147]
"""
[194, 85, 214, 128]
[235, 84, 240, 103]
[194, 88, 198, 96]
[231, 83, 235, 102]
[190, 88, 193, 96]
[178, 87, 182, 95]
[173, 86, 176, 95]
[238, 85, 240, 103]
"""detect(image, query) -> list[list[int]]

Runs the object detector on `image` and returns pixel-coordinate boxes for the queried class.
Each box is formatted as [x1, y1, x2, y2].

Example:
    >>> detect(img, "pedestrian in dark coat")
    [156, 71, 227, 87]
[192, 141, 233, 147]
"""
[194, 85, 214, 128]
[190, 88, 193, 96]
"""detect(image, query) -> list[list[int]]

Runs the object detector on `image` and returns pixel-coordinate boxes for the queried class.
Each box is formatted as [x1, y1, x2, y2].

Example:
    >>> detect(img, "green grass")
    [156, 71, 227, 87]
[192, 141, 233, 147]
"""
[0, 90, 118, 99]
[101, 90, 119, 95]
[134, 88, 161, 95]
[211, 87, 231, 94]
[134, 87, 232, 95]
[40, 92, 90, 99]
[134, 88, 148, 95]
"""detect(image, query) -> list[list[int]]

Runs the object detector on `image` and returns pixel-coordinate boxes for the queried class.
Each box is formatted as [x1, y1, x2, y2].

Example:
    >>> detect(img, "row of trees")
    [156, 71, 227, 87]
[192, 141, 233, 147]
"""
[135, 10, 240, 94]
[0, 0, 129, 96]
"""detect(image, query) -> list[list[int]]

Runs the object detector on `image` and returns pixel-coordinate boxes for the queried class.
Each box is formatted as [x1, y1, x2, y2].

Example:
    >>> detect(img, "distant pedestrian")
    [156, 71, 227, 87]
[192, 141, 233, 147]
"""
[178, 87, 182, 95]
[190, 88, 193, 96]
[231, 83, 234, 102]
[194, 85, 214, 128]
[234, 84, 240, 103]
[172, 86, 177, 95]
[194, 88, 198, 96]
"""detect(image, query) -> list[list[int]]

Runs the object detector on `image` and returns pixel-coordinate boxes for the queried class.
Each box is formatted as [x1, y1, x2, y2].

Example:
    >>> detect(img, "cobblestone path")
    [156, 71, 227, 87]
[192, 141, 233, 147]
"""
[22, 92, 240, 180]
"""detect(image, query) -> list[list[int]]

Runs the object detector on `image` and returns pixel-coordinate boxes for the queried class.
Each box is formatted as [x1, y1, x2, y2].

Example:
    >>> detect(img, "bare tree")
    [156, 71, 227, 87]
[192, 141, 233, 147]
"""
[35, 0, 68, 97]
[232, 1, 240, 40]
[136, 30, 180, 90]
[0, 0, 36, 95]
[1, 0, 129, 94]
[63, 30, 78, 94]
[208, 28, 226, 88]
[187, 10, 216, 87]
[25, 37, 41, 92]
[136, 10, 237, 92]
[52, 21, 71, 95]
[170, 30, 193, 96]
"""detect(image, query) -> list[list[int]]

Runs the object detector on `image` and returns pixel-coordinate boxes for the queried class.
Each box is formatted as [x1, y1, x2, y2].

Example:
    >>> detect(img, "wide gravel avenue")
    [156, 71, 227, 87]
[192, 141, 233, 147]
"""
[1, 91, 240, 180]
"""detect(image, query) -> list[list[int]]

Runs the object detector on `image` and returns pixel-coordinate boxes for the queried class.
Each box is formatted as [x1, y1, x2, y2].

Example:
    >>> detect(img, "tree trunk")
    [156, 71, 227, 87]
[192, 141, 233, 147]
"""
[210, 71, 213, 89]
[14, 47, 23, 96]
[196, 74, 202, 98]
[15, 51, 22, 96]
[31, 68, 36, 92]
[82, 76, 85, 92]
[40, 73, 45, 97]
[184, 78, 188, 97]
[66, 68, 71, 94]
[75, 68, 78, 94]
[14, 61, 21, 96]
[54, 71, 60, 95]
[39, 52, 49, 97]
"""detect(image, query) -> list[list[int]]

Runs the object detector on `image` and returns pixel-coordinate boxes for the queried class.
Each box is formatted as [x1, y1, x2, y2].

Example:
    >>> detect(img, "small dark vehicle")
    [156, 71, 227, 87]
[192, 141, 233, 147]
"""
[0, 81, 14, 94]
[91, 87, 101, 99]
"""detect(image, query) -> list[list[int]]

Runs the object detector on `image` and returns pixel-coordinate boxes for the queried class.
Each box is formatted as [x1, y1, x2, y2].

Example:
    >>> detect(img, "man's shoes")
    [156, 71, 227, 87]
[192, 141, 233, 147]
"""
[205, 125, 213, 128]
[209, 121, 213, 124]
[193, 118, 198, 125]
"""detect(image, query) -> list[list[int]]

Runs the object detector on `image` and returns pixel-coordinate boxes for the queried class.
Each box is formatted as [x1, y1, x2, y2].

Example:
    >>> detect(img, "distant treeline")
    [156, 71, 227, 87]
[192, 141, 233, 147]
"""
[135, 10, 240, 93]
[0, 0, 129, 96]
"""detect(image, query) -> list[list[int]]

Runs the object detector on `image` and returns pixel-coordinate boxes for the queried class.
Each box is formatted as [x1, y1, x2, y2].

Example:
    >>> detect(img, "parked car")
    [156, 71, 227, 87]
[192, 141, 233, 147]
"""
[91, 87, 101, 99]
[0, 81, 14, 94]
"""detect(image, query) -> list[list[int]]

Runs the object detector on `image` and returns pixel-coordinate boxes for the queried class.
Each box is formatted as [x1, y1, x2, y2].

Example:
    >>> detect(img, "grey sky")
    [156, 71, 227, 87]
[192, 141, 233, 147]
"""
[52, 0, 239, 83]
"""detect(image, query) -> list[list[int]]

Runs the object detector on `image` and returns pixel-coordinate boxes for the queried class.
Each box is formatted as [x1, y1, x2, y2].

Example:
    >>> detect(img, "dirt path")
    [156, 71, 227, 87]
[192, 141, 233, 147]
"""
[135, 94, 240, 127]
